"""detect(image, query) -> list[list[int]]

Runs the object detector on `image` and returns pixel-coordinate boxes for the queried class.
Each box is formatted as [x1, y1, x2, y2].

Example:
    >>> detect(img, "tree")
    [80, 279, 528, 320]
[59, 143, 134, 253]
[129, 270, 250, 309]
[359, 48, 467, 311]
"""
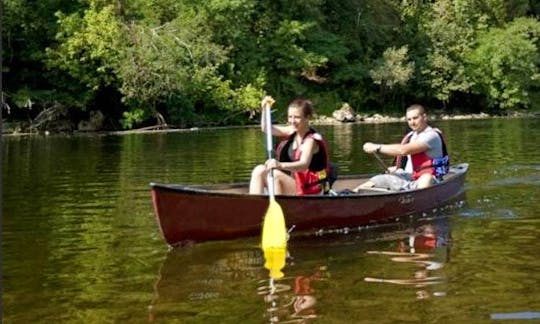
[46, 4, 123, 95]
[2, 0, 84, 115]
[117, 8, 263, 128]
[466, 17, 540, 109]
[370, 46, 415, 108]
[419, 0, 478, 108]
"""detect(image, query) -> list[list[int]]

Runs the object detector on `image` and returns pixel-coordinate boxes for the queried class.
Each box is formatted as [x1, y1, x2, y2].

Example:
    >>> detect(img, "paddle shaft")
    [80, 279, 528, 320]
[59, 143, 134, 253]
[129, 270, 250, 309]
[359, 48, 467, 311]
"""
[373, 152, 389, 173]
[264, 103, 276, 197]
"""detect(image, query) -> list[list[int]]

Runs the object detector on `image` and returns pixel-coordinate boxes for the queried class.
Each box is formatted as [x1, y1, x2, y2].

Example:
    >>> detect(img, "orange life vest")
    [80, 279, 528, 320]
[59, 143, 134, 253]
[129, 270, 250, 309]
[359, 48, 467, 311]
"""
[395, 128, 449, 180]
[276, 129, 331, 195]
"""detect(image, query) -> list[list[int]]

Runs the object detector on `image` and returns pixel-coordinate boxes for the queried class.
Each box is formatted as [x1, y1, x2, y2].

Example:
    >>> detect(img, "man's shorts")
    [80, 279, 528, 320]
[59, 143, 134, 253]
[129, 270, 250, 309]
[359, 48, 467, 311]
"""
[369, 171, 416, 191]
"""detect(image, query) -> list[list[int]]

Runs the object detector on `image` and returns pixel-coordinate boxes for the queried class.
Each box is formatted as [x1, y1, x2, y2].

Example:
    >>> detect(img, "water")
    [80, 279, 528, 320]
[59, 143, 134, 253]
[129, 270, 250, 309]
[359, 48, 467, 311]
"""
[2, 118, 540, 323]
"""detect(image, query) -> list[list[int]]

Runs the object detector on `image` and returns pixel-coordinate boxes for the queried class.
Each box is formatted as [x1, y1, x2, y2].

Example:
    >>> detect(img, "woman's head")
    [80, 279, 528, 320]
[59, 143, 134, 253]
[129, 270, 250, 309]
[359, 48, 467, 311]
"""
[288, 99, 314, 119]
[287, 99, 314, 130]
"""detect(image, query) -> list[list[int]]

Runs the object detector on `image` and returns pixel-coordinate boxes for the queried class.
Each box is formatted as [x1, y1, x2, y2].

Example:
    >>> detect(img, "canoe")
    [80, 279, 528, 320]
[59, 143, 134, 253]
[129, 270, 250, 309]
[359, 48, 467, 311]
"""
[151, 163, 468, 246]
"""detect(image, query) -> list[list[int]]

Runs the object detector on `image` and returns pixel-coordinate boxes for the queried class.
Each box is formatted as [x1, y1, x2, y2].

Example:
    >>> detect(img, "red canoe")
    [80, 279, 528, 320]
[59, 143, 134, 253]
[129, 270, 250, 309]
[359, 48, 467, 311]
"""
[151, 163, 468, 246]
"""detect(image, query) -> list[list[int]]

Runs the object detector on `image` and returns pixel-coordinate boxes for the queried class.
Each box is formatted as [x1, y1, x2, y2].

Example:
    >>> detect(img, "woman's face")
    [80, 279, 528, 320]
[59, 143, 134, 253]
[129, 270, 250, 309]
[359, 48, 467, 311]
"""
[287, 106, 309, 131]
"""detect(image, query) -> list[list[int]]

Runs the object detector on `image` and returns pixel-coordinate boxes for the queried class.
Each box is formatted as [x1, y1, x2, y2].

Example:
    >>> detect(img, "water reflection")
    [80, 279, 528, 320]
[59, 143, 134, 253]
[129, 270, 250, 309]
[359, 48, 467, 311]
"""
[148, 244, 264, 322]
[364, 217, 451, 300]
[263, 247, 287, 280]
[258, 262, 327, 323]
[149, 241, 332, 323]
[3, 118, 540, 322]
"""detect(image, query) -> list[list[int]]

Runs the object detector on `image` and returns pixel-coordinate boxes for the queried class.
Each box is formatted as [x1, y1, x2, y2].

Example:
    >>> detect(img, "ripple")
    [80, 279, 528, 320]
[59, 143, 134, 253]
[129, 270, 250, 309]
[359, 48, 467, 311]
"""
[491, 312, 540, 320]
[458, 209, 486, 218]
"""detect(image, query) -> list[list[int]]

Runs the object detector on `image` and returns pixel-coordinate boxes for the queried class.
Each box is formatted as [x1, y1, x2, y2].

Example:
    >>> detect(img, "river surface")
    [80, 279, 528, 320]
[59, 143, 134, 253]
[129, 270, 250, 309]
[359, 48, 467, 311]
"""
[2, 118, 540, 323]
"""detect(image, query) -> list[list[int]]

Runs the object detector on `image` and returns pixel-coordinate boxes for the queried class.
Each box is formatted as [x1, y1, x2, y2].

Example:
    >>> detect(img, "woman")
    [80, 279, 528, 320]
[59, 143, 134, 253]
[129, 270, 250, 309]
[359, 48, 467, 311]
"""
[249, 96, 331, 195]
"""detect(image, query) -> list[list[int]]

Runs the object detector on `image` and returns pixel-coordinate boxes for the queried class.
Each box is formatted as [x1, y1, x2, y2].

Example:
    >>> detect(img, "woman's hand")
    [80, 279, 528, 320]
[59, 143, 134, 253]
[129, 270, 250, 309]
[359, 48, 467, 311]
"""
[261, 96, 275, 109]
[265, 158, 281, 170]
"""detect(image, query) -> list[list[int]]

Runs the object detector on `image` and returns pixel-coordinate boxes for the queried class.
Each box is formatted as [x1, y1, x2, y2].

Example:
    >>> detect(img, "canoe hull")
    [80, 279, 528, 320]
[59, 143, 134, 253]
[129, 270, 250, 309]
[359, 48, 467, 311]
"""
[151, 164, 468, 245]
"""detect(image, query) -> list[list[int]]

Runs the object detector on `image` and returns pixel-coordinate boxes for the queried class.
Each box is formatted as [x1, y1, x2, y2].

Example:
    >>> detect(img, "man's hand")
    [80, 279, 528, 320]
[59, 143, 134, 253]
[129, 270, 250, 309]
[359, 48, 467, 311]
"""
[363, 142, 379, 154]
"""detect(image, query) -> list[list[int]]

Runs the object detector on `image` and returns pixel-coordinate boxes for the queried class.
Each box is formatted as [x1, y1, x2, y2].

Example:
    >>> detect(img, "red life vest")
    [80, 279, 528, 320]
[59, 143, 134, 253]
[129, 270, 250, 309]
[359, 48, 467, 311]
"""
[395, 128, 449, 180]
[276, 129, 331, 195]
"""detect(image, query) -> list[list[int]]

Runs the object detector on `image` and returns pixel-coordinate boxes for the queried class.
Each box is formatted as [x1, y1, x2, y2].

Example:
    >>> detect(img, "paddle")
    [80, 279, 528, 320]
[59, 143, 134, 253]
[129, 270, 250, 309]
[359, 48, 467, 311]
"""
[373, 152, 390, 173]
[352, 151, 392, 193]
[261, 97, 287, 251]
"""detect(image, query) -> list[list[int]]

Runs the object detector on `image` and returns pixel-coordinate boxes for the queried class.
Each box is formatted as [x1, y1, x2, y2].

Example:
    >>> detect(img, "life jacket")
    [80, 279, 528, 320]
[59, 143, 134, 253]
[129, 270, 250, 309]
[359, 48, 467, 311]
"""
[275, 128, 332, 195]
[395, 128, 449, 181]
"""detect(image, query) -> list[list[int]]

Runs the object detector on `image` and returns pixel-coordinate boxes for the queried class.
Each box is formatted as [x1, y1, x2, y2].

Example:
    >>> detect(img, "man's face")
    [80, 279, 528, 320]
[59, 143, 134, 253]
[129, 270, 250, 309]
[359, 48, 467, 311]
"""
[406, 108, 427, 131]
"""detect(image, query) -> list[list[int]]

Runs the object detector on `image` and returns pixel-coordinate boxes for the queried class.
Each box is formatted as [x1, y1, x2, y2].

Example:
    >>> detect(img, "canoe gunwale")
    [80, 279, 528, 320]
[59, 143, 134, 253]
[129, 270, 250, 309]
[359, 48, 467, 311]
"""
[150, 163, 469, 199]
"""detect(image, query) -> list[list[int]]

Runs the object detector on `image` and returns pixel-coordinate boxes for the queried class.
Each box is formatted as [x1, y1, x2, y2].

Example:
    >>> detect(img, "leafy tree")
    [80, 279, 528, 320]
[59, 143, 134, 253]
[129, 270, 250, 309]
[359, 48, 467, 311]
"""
[46, 4, 123, 94]
[117, 7, 264, 128]
[370, 46, 415, 107]
[2, 0, 84, 114]
[323, 0, 403, 109]
[418, 0, 479, 108]
[466, 17, 540, 109]
[3, 0, 540, 131]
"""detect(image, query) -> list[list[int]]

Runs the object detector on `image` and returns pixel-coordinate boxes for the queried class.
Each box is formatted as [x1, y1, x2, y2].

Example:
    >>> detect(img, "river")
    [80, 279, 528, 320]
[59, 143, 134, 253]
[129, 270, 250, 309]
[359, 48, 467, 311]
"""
[2, 117, 539, 323]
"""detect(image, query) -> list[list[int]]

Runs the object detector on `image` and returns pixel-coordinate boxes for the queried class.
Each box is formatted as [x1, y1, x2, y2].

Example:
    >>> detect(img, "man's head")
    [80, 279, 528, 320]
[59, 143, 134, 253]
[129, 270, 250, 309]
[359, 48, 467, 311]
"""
[405, 104, 428, 132]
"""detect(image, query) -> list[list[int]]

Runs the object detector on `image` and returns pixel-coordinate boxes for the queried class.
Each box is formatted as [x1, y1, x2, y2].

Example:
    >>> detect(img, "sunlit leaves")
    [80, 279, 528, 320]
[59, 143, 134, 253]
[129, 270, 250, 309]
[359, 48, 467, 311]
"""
[117, 15, 226, 107]
[4, 0, 540, 130]
[419, 0, 482, 105]
[370, 46, 414, 89]
[46, 5, 122, 91]
[466, 17, 540, 109]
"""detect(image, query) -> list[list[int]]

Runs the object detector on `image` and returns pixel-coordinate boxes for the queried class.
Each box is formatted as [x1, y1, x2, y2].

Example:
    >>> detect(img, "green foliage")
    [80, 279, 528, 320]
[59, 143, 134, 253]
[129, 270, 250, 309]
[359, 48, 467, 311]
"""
[3, 0, 84, 113]
[117, 13, 224, 127]
[370, 46, 415, 108]
[309, 91, 343, 116]
[121, 108, 147, 129]
[370, 46, 415, 89]
[466, 17, 540, 109]
[45, 4, 123, 107]
[115, 3, 268, 128]
[4, 0, 540, 130]
[419, 0, 477, 105]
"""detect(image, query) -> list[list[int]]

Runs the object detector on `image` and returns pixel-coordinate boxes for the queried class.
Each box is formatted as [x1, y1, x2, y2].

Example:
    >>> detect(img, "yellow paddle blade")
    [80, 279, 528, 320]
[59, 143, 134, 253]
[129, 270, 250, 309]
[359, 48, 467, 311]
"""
[261, 198, 287, 250]
[263, 246, 287, 279]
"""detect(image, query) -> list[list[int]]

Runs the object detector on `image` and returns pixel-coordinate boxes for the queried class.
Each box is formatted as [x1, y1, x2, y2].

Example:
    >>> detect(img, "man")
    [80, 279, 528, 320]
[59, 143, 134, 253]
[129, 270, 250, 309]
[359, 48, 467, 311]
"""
[355, 104, 449, 191]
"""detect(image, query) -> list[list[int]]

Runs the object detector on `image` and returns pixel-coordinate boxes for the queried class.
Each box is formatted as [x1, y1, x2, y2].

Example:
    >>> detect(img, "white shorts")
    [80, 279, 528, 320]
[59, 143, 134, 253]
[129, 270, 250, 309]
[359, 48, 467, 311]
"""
[369, 170, 437, 191]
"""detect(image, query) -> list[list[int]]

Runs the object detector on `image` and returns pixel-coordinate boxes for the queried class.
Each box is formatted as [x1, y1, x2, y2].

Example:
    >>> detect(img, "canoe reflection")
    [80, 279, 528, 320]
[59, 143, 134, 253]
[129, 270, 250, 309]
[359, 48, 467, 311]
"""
[148, 215, 454, 321]
[364, 217, 451, 299]
[148, 245, 264, 322]
[149, 242, 328, 323]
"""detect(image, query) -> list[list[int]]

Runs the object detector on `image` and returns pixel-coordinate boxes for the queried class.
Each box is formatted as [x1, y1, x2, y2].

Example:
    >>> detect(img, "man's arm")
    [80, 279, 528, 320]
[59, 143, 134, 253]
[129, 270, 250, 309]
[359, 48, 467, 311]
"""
[363, 141, 429, 157]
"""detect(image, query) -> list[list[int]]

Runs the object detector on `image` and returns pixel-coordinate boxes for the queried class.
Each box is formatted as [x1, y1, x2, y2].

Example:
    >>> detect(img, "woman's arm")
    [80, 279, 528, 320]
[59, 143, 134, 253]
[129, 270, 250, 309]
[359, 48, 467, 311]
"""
[260, 96, 292, 137]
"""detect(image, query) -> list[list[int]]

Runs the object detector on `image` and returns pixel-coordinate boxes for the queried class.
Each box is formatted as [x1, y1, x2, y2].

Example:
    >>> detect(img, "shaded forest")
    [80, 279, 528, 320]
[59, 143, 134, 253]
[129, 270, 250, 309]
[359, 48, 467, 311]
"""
[2, 0, 540, 131]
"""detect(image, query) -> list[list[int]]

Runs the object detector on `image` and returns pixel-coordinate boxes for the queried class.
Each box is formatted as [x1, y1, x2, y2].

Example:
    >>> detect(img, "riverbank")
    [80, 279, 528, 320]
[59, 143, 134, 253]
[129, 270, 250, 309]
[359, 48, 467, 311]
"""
[2, 110, 538, 137]
[313, 110, 538, 125]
